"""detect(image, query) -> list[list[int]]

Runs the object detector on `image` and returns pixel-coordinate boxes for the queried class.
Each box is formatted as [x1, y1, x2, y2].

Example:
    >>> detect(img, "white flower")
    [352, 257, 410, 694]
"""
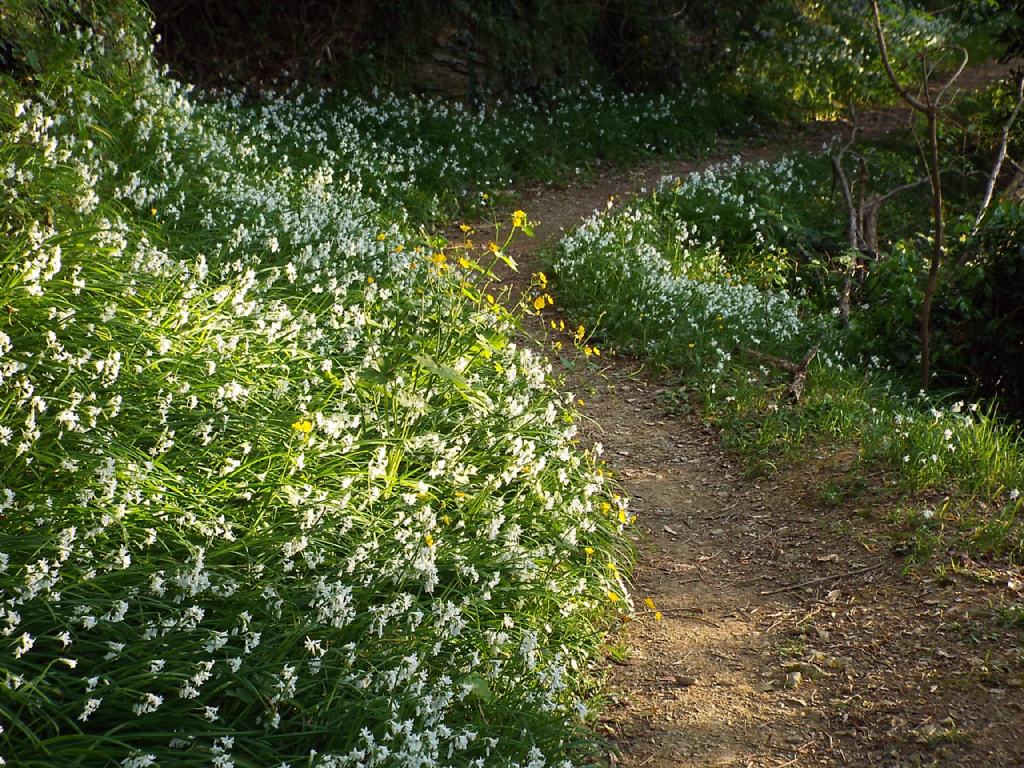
[13, 633, 34, 658]
[132, 692, 164, 716]
[78, 697, 102, 722]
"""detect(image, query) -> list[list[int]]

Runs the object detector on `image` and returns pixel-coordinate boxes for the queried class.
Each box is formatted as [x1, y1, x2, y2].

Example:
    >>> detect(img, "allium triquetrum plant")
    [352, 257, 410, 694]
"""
[0, 2, 635, 766]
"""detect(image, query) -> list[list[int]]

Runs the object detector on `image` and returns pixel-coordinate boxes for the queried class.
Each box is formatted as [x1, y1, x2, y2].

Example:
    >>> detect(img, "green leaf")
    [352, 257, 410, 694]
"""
[414, 353, 492, 409]
[461, 674, 494, 703]
[357, 366, 391, 387]
[413, 353, 470, 391]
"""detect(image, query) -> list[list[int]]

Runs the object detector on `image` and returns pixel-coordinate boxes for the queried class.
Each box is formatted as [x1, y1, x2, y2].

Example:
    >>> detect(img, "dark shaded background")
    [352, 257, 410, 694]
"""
[148, 0, 764, 95]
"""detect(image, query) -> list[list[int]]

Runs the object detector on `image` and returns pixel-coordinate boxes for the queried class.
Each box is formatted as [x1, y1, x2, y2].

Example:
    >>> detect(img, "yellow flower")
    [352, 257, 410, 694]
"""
[488, 241, 500, 254]
[376, 232, 387, 241]
[644, 597, 657, 611]
[431, 252, 447, 265]
[533, 271, 547, 287]
[607, 591, 620, 603]
[574, 325, 585, 343]
[458, 256, 472, 269]
[584, 546, 594, 556]
[150, 207, 157, 217]
[291, 419, 313, 433]
[459, 223, 472, 233]
[512, 210, 526, 228]
[425, 533, 435, 548]
[533, 295, 546, 311]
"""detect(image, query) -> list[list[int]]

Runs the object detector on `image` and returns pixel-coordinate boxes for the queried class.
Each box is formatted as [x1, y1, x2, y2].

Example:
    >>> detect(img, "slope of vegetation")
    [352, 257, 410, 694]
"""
[551, 136, 1024, 562]
[1, 0, 1020, 763]
[0, 3, 636, 765]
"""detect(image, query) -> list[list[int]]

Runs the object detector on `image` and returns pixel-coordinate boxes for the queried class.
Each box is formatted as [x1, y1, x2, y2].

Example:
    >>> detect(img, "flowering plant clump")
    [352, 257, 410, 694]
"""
[0, 2, 634, 766]
[189, 73, 768, 228]
[551, 150, 1024, 560]
[551, 156, 816, 375]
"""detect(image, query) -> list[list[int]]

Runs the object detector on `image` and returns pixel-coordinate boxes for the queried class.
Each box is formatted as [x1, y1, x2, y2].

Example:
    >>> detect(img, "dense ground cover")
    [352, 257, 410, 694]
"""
[230, 81, 772, 224]
[550, 146, 1024, 563]
[0, 3, 639, 766]
[1, 0, 1018, 764]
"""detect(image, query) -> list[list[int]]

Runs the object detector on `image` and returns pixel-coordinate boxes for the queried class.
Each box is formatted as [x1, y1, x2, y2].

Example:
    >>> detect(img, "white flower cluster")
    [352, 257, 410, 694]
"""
[552, 155, 807, 372]
[0, 5, 631, 768]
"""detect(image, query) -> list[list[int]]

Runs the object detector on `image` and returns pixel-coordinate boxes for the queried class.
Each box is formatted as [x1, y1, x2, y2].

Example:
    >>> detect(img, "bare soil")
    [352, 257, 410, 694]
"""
[461, 89, 1024, 767]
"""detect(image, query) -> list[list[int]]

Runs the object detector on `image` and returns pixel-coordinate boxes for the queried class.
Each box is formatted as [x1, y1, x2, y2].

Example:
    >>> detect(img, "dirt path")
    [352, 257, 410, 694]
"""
[456, 81, 1024, 766]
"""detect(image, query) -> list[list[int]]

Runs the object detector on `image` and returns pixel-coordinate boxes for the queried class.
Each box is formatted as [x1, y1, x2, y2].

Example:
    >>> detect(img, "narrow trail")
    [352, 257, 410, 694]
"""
[466, 83, 1024, 768]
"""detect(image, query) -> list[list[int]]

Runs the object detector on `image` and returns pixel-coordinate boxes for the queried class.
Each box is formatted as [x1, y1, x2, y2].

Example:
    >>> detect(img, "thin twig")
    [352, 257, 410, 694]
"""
[832, 130, 861, 326]
[759, 562, 884, 596]
[656, 606, 705, 615]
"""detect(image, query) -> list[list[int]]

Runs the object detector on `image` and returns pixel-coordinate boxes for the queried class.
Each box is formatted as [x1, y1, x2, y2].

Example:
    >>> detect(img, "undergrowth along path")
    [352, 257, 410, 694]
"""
[473, 94, 1024, 767]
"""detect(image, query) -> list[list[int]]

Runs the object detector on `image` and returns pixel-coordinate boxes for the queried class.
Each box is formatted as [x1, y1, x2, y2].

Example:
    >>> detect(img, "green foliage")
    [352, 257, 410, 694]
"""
[936, 201, 1024, 411]
[551, 148, 934, 374]
[952, 74, 1024, 174]
[0, 2, 638, 765]
[736, 1, 966, 116]
[293, 82, 773, 223]
[551, 149, 1024, 562]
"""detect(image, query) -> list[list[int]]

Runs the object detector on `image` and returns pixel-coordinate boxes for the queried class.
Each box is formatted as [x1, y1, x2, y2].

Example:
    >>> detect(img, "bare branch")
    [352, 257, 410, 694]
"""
[934, 45, 970, 105]
[787, 346, 820, 402]
[740, 346, 819, 402]
[872, 177, 929, 207]
[741, 348, 802, 374]
[861, 177, 929, 257]
[870, 0, 927, 112]
[832, 150, 860, 326]
[973, 72, 1024, 234]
